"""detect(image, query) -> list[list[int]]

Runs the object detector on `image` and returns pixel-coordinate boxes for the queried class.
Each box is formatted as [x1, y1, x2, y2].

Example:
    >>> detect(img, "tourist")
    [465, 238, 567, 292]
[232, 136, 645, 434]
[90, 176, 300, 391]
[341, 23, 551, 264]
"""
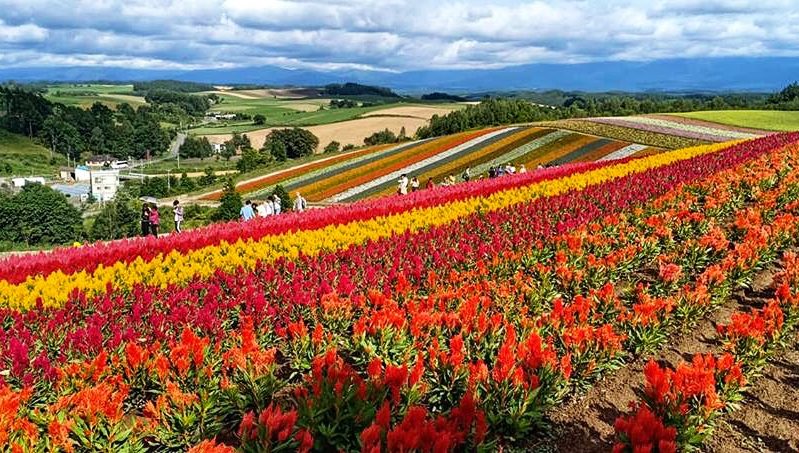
[140, 204, 150, 237]
[519, 164, 527, 174]
[507, 163, 516, 175]
[273, 195, 282, 214]
[488, 166, 497, 178]
[257, 199, 272, 217]
[398, 174, 409, 195]
[462, 167, 471, 182]
[293, 192, 307, 212]
[173, 200, 184, 233]
[410, 177, 420, 192]
[426, 178, 435, 189]
[240, 200, 255, 221]
[149, 204, 160, 237]
[446, 174, 456, 186]
[537, 163, 544, 170]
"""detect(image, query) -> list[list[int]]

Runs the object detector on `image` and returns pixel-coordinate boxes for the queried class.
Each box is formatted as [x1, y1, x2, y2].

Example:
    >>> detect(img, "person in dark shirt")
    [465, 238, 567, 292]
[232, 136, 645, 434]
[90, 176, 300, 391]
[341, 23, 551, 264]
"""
[141, 205, 150, 236]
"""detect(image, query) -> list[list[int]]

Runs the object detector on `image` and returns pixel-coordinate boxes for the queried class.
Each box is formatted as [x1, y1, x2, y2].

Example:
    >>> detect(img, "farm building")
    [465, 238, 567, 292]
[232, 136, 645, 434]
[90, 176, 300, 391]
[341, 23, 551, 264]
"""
[11, 177, 46, 188]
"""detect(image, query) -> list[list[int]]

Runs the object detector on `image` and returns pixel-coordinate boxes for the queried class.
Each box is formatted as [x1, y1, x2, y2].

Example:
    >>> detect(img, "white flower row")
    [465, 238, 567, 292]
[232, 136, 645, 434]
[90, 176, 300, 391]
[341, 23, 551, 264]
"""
[470, 129, 571, 175]
[325, 128, 518, 202]
[600, 116, 759, 139]
[248, 139, 432, 198]
[598, 143, 649, 161]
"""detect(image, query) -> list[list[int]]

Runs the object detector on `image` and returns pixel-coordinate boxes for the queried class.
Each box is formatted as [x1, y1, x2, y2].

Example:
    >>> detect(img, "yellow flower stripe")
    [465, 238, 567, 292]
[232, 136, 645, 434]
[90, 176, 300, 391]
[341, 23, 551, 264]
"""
[1, 141, 736, 311]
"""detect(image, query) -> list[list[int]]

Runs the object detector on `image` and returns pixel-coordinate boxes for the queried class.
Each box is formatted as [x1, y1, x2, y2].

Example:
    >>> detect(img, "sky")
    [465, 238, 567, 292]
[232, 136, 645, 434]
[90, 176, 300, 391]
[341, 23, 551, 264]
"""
[0, 0, 797, 72]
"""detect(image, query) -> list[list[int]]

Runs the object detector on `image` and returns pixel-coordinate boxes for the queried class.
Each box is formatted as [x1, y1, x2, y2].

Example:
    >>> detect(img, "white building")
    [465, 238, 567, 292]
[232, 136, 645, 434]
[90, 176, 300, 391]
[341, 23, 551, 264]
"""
[90, 169, 120, 202]
[75, 166, 91, 182]
[11, 177, 46, 188]
[212, 143, 224, 154]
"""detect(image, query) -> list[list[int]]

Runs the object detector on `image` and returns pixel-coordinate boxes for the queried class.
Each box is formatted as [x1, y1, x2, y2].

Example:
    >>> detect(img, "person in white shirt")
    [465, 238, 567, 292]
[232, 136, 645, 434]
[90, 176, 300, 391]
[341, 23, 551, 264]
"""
[518, 164, 527, 174]
[410, 177, 420, 192]
[257, 200, 272, 217]
[398, 174, 409, 195]
[272, 195, 282, 214]
[293, 192, 307, 212]
[507, 163, 516, 175]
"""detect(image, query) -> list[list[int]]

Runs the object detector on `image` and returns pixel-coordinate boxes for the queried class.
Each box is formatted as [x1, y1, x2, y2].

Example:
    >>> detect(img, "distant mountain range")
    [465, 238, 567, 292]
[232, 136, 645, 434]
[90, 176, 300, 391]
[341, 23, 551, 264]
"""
[1, 57, 796, 93]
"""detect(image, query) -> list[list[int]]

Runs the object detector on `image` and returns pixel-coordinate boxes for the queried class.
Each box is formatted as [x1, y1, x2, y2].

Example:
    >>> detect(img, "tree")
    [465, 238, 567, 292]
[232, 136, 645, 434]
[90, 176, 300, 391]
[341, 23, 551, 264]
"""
[231, 132, 251, 151]
[272, 185, 292, 212]
[253, 114, 266, 125]
[89, 194, 139, 241]
[324, 141, 340, 154]
[221, 141, 236, 161]
[214, 178, 242, 221]
[364, 128, 397, 146]
[263, 128, 318, 159]
[179, 136, 213, 159]
[268, 139, 288, 162]
[0, 184, 82, 246]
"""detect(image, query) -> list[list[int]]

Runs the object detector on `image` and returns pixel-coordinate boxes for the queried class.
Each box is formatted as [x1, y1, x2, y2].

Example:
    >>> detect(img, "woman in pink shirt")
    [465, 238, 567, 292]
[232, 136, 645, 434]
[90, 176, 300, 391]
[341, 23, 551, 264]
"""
[148, 205, 160, 237]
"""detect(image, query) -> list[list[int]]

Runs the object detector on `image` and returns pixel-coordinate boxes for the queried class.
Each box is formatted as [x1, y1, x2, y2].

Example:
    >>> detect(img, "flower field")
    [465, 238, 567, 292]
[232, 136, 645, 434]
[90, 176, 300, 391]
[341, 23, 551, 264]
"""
[2, 132, 799, 451]
[587, 115, 765, 143]
[197, 125, 659, 204]
[545, 119, 712, 149]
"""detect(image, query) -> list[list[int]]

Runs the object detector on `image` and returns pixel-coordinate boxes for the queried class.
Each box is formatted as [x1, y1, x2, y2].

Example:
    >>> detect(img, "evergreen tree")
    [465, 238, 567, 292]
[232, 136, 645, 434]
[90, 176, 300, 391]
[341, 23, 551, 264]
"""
[214, 178, 242, 221]
[272, 185, 292, 212]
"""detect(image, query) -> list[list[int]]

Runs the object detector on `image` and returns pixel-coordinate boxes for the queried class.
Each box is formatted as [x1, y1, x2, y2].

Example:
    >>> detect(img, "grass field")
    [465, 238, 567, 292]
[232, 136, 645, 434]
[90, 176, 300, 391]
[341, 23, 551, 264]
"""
[0, 130, 66, 176]
[45, 84, 147, 108]
[671, 110, 799, 131]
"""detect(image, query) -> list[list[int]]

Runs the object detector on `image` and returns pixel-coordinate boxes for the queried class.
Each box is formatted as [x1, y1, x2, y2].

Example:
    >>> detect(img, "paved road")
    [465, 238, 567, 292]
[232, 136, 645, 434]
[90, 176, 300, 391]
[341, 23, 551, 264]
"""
[129, 132, 186, 169]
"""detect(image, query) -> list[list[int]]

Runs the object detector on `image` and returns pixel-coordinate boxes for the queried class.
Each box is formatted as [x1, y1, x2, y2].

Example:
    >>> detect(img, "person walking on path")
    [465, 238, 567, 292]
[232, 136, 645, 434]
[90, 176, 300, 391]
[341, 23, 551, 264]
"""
[257, 200, 272, 217]
[173, 200, 184, 233]
[410, 177, 420, 192]
[425, 178, 435, 190]
[462, 167, 471, 182]
[273, 195, 282, 214]
[148, 205, 160, 237]
[141, 204, 151, 237]
[293, 192, 307, 212]
[397, 174, 409, 195]
[240, 200, 255, 221]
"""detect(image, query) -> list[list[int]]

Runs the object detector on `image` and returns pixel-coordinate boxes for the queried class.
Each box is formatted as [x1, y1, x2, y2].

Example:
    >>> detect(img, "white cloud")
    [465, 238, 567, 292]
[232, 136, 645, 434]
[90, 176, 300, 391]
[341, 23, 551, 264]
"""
[0, 0, 797, 71]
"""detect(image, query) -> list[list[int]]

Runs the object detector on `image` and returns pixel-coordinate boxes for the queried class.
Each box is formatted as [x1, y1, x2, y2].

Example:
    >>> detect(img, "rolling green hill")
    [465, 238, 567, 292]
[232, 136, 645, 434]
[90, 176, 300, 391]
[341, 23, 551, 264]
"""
[0, 130, 66, 176]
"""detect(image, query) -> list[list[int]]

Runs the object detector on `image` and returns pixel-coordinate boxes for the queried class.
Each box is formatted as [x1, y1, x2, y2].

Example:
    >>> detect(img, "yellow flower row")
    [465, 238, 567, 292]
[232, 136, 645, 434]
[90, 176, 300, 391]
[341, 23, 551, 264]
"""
[1, 141, 735, 311]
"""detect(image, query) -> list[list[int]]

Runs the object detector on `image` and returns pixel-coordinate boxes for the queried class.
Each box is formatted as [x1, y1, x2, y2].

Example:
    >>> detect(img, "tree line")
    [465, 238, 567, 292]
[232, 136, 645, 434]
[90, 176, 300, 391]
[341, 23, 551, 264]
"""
[0, 86, 173, 160]
[416, 83, 799, 139]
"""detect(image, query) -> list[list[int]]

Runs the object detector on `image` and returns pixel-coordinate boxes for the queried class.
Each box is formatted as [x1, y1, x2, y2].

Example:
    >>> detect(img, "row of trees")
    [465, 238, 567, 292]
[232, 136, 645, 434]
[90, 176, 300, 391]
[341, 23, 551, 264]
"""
[416, 83, 799, 139]
[0, 86, 173, 160]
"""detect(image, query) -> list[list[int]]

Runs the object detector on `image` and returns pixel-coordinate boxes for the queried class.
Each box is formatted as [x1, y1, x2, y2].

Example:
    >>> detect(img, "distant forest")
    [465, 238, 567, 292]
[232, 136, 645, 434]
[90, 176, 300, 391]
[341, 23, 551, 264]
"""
[416, 83, 799, 138]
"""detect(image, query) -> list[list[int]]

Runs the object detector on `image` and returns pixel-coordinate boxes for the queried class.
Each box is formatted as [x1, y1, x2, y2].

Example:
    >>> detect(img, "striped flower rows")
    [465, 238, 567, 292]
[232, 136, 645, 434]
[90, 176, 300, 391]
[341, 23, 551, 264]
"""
[0, 140, 741, 311]
[1, 134, 797, 452]
[588, 116, 763, 143]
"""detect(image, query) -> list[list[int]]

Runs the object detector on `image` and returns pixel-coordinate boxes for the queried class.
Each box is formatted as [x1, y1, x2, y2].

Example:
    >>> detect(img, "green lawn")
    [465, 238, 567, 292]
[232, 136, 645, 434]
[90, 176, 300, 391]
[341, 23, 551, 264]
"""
[0, 130, 67, 177]
[672, 110, 799, 131]
[192, 98, 406, 134]
[45, 84, 147, 108]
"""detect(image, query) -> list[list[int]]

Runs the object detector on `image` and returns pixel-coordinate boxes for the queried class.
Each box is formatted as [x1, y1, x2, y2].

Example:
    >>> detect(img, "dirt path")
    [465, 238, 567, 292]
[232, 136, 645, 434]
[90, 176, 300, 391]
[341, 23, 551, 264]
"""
[539, 263, 798, 452]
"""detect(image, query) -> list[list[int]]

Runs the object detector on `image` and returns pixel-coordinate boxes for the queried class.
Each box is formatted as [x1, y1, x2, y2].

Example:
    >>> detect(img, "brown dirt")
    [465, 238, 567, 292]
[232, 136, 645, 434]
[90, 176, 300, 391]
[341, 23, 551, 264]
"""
[539, 264, 799, 453]
[204, 116, 429, 151]
[361, 105, 459, 120]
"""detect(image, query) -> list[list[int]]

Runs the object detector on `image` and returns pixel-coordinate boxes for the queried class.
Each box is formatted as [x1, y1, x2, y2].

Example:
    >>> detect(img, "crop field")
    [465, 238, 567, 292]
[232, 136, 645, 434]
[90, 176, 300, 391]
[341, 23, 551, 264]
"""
[2, 133, 799, 451]
[44, 84, 147, 108]
[193, 99, 460, 135]
[203, 115, 431, 151]
[672, 110, 799, 132]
